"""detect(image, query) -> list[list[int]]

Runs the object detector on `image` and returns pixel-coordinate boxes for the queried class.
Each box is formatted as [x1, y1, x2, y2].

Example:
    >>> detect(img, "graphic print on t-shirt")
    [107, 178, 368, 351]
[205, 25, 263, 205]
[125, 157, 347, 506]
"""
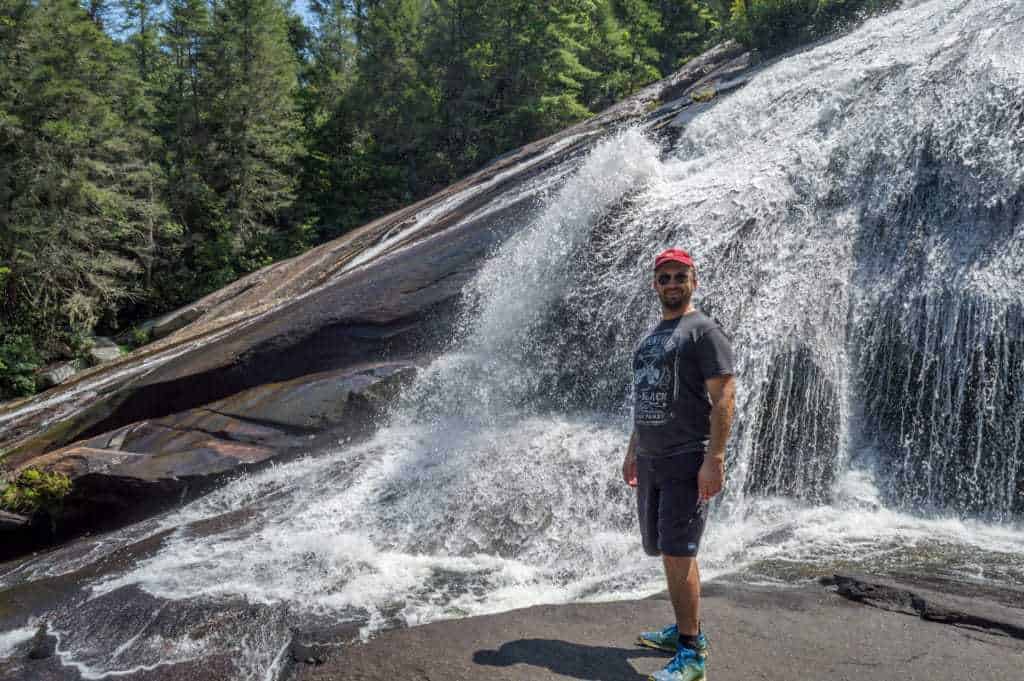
[634, 325, 677, 426]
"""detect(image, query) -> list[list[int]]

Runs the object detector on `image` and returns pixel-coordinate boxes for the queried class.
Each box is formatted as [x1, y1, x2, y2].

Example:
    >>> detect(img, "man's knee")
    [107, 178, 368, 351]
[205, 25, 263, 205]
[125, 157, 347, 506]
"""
[662, 554, 699, 581]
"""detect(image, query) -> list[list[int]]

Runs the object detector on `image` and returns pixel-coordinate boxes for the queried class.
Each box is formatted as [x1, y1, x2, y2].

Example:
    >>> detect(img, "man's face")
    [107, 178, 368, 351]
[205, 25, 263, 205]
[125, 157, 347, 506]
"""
[653, 261, 696, 311]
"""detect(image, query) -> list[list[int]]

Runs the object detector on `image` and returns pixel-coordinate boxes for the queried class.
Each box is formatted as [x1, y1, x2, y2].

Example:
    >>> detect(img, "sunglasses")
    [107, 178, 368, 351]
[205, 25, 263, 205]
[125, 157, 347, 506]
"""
[656, 272, 692, 285]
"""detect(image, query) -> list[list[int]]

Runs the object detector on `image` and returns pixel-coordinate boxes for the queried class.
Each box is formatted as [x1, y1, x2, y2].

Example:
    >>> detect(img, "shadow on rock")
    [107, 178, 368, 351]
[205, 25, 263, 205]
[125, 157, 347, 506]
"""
[473, 639, 664, 681]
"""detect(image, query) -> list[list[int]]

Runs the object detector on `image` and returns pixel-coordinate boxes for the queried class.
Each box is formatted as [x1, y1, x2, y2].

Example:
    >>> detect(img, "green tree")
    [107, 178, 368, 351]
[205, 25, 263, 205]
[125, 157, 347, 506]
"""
[0, 0, 151, 347]
[205, 0, 307, 273]
[584, 0, 660, 110]
[114, 0, 180, 319]
[654, 0, 710, 73]
[158, 0, 230, 297]
[298, 0, 367, 240]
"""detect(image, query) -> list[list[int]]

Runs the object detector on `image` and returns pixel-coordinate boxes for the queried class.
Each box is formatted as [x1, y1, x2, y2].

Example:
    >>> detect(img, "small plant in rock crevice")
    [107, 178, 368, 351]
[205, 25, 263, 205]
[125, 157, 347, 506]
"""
[1, 468, 72, 528]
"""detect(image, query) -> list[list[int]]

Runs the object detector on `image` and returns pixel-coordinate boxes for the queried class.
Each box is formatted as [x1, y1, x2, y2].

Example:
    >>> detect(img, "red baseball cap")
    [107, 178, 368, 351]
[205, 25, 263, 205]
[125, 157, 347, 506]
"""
[654, 248, 695, 270]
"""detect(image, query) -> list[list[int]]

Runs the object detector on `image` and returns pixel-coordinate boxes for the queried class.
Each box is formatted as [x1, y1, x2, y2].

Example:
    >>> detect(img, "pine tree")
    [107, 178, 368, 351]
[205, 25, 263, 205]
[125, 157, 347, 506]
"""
[423, 0, 492, 173]
[0, 0, 32, 348]
[298, 0, 363, 239]
[157, 0, 225, 298]
[115, 0, 180, 314]
[651, 0, 709, 74]
[121, 0, 163, 83]
[205, 0, 306, 273]
[351, 0, 439, 202]
[584, 0, 660, 109]
[0, 0, 151, 344]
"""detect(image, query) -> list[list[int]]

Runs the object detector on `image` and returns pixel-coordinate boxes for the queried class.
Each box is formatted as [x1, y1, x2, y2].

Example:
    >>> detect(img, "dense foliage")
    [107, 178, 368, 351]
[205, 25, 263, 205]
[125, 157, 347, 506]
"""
[0, 0, 898, 399]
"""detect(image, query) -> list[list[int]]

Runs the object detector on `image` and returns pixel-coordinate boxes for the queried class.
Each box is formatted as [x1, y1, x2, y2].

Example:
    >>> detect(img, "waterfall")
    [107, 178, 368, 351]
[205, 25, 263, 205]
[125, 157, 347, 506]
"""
[3, 1, 1022, 678]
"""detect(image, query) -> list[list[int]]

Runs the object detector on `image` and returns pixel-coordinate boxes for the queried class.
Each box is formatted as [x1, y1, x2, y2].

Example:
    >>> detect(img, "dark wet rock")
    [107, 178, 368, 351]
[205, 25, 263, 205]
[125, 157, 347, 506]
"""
[2, 561, 1021, 681]
[830, 573, 1024, 639]
[292, 578, 1024, 681]
[289, 624, 363, 666]
[36, 362, 79, 390]
[0, 511, 30, 531]
[27, 623, 56, 660]
[0, 514, 39, 563]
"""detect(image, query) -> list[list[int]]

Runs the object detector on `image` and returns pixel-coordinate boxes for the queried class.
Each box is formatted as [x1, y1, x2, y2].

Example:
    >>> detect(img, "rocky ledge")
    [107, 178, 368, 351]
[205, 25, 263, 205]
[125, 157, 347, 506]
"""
[1, 572, 1021, 681]
[0, 362, 415, 559]
[284, 574, 1024, 681]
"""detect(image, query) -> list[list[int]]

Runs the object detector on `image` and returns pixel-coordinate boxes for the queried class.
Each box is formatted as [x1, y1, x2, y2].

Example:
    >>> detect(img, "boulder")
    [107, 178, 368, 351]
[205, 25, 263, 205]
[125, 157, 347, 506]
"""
[27, 624, 56, 660]
[87, 337, 122, 365]
[204, 361, 417, 432]
[151, 305, 204, 340]
[35, 362, 78, 390]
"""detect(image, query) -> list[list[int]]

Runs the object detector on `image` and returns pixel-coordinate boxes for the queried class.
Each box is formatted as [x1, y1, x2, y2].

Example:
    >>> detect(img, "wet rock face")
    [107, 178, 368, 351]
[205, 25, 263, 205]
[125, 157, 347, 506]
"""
[742, 344, 841, 503]
[0, 363, 416, 558]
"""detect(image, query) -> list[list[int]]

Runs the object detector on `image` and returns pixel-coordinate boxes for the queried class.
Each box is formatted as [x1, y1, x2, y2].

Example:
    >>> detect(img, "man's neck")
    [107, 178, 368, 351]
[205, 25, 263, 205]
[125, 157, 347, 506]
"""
[662, 303, 696, 321]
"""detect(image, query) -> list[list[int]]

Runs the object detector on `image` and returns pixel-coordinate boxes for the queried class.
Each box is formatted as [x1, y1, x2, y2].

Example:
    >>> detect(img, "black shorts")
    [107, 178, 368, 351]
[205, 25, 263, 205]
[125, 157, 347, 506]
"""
[637, 451, 708, 557]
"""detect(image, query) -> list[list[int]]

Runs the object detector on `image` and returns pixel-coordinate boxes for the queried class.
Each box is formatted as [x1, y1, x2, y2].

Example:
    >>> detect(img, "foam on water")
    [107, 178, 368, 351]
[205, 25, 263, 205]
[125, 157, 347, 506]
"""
[0, 626, 35, 660]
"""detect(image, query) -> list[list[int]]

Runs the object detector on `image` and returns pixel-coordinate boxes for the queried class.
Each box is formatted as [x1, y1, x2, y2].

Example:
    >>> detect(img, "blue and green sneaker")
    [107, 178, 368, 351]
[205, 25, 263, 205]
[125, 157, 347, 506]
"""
[637, 624, 709, 658]
[648, 644, 706, 681]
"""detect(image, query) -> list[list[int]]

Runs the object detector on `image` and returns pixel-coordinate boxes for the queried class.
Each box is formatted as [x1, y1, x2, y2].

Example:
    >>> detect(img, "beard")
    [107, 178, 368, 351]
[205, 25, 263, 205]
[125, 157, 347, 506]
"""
[659, 289, 691, 311]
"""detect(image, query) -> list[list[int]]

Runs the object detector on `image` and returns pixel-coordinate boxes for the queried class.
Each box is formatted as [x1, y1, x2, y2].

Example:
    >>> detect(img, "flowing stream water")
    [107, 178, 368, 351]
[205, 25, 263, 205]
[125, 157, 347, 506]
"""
[2, 1, 1023, 678]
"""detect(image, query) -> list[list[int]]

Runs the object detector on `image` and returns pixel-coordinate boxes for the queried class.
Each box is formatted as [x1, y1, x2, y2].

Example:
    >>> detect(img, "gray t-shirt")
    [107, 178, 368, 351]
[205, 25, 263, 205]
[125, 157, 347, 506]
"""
[633, 311, 735, 456]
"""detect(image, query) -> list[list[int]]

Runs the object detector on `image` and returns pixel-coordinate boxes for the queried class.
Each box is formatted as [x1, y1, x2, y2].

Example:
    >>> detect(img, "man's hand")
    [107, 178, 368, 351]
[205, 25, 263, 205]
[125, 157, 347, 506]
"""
[622, 451, 637, 487]
[623, 430, 638, 487]
[701, 374, 734, 501]
[698, 458, 724, 501]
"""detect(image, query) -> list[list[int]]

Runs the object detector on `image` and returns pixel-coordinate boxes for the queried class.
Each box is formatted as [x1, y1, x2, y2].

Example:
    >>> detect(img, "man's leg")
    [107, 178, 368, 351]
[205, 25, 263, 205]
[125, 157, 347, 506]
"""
[663, 555, 700, 637]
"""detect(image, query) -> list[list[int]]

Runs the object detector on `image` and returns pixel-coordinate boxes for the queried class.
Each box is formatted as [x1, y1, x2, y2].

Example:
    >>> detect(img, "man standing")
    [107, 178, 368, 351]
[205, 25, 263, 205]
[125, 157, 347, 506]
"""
[622, 248, 736, 681]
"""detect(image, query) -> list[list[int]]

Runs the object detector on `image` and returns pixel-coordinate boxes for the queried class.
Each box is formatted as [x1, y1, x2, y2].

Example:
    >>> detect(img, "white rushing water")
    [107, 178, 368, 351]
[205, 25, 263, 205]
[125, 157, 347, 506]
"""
[3, 1, 1023, 678]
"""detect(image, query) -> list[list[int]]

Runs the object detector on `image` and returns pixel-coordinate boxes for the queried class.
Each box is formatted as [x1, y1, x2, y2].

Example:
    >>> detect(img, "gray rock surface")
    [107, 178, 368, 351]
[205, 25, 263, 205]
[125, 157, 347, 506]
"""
[151, 305, 203, 340]
[291, 578, 1024, 681]
[86, 337, 122, 365]
[36, 362, 78, 390]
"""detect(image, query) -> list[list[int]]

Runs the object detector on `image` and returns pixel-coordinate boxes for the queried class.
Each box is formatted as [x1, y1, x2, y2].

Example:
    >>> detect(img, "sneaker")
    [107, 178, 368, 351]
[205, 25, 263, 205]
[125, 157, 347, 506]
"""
[648, 644, 706, 681]
[637, 624, 709, 658]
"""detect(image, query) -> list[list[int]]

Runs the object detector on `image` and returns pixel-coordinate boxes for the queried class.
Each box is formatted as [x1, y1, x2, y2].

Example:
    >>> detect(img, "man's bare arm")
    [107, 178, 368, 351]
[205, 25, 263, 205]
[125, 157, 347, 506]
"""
[699, 374, 736, 500]
[705, 374, 735, 462]
[622, 430, 638, 487]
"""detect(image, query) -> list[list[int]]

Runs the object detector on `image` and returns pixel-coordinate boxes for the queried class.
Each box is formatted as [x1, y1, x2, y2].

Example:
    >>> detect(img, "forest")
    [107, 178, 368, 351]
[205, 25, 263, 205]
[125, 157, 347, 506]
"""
[0, 0, 896, 399]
